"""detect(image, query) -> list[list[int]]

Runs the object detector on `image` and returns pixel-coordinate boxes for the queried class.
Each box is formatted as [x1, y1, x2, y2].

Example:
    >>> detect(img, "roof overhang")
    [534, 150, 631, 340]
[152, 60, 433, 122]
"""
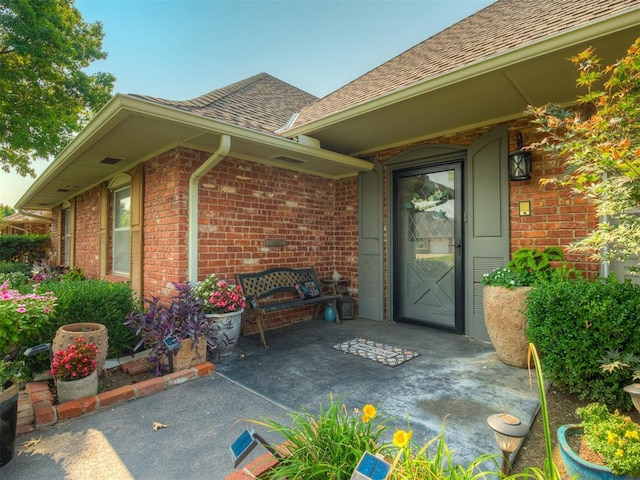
[281, 7, 640, 155]
[16, 95, 373, 209]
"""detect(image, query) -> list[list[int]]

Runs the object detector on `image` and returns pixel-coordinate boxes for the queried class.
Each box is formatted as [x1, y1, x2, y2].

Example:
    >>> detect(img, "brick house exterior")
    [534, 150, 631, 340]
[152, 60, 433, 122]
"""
[17, 0, 640, 341]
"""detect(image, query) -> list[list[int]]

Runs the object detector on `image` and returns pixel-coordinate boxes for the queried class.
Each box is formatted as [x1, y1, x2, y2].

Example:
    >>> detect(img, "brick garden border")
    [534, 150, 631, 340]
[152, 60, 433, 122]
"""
[20, 362, 215, 433]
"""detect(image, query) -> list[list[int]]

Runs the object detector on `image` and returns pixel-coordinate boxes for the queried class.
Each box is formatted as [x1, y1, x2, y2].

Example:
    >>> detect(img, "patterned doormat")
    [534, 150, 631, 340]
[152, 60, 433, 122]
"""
[333, 338, 420, 367]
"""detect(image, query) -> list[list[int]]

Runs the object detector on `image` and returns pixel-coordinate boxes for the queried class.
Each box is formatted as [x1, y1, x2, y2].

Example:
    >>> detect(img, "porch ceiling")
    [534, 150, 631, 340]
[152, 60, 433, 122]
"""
[16, 96, 373, 209]
[285, 22, 640, 155]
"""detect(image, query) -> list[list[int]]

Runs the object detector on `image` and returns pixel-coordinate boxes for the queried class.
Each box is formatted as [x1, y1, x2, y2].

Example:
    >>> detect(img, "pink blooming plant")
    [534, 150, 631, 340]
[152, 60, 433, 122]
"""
[193, 275, 247, 314]
[50, 337, 99, 381]
[0, 281, 57, 356]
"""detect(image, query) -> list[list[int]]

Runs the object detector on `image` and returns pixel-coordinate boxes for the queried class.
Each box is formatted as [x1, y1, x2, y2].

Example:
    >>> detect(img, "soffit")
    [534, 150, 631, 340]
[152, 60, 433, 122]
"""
[289, 24, 640, 155]
[16, 97, 372, 210]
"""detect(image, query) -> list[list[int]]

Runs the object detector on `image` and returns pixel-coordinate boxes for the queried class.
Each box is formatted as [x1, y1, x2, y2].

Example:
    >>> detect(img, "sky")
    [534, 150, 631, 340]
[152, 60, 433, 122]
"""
[0, 0, 495, 208]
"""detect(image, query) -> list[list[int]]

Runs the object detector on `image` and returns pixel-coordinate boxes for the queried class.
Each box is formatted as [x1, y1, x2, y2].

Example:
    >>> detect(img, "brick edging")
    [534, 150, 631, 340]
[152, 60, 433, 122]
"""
[26, 362, 215, 429]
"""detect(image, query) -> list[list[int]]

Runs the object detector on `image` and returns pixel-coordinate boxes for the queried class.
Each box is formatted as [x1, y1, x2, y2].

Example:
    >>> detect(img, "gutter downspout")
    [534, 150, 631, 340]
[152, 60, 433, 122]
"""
[188, 134, 231, 284]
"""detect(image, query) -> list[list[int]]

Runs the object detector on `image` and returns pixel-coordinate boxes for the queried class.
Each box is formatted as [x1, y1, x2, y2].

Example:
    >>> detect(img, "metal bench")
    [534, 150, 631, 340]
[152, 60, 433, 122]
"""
[236, 267, 340, 347]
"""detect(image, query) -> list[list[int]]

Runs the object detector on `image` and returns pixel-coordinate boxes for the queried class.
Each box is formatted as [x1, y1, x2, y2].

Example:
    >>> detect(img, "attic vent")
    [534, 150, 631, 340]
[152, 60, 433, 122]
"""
[56, 188, 70, 192]
[272, 156, 304, 165]
[100, 157, 123, 165]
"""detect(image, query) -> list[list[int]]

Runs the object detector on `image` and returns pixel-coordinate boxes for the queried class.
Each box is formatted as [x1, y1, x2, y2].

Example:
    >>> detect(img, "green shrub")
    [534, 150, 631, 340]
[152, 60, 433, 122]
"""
[0, 271, 31, 291]
[0, 261, 31, 275]
[0, 234, 50, 263]
[525, 275, 640, 410]
[37, 279, 137, 359]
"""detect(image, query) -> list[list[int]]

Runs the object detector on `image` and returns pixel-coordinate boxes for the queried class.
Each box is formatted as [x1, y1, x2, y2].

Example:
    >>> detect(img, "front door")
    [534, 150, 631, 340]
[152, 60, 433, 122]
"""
[393, 162, 463, 332]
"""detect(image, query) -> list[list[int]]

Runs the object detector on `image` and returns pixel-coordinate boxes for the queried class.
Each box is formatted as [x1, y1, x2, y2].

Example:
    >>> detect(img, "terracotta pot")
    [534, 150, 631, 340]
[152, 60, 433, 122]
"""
[558, 424, 636, 479]
[0, 382, 18, 467]
[482, 286, 531, 368]
[52, 323, 108, 373]
[56, 370, 99, 403]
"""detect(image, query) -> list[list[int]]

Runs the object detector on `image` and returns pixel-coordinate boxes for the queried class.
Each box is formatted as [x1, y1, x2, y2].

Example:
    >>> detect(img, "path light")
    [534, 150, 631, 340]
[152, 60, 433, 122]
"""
[487, 413, 530, 475]
[623, 384, 640, 414]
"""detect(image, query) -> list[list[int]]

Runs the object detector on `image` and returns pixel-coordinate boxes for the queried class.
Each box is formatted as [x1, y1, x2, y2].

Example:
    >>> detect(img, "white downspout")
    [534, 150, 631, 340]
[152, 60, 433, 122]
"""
[188, 134, 231, 284]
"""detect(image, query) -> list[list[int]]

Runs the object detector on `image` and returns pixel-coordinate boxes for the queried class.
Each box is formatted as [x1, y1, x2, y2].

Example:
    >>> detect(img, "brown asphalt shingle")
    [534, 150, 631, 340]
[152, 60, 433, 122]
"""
[285, 0, 640, 130]
[132, 73, 318, 135]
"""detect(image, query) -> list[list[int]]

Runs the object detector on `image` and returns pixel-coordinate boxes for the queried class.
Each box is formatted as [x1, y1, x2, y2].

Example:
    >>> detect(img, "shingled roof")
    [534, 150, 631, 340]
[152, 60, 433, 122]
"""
[132, 73, 317, 135]
[285, 0, 640, 131]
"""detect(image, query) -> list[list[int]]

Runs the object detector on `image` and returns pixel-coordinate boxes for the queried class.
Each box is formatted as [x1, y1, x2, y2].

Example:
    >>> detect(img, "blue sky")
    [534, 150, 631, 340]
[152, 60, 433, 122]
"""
[1, 0, 495, 207]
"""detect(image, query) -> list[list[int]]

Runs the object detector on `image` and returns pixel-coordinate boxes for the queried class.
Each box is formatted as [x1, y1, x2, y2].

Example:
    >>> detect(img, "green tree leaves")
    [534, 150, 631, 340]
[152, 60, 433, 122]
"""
[529, 37, 640, 272]
[0, 0, 115, 176]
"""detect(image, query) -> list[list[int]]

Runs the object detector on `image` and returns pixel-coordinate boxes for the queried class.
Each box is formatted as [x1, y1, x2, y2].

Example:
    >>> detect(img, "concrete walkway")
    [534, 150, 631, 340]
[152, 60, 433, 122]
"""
[2, 319, 540, 479]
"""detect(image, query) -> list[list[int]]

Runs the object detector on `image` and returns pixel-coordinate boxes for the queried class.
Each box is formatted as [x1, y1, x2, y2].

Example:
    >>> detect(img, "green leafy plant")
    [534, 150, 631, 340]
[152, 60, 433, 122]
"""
[0, 359, 23, 392]
[600, 350, 640, 383]
[251, 394, 390, 479]
[525, 275, 640, 410]
[49, 337, 98, 381]
[482, 246, 567, 288]
[576, 403, 640, 476]
[0, 280, 57, 357]
[0, 235, 50, 263]
[37, 279, 137, 359]
[528, 38, 640, 274]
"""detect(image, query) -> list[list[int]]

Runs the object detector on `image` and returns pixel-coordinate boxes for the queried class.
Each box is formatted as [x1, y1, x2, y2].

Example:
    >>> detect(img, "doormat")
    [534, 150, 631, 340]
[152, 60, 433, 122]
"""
[333, 338, 420, 367]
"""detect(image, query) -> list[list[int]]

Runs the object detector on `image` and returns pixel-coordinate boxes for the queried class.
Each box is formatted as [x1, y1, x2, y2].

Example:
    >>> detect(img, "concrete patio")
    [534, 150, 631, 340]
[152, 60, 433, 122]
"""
[2, 318, 540, 479]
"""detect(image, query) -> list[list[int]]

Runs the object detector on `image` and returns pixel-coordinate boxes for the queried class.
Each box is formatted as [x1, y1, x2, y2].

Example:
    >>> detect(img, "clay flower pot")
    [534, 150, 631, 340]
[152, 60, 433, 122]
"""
[52, 323, 108, 373]
[482, 286, 531, 368]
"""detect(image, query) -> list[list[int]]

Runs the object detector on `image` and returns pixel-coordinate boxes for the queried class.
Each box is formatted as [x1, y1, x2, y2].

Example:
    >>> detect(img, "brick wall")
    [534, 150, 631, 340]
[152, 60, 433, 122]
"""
[142, 149, 192, 300]
[367, 119, 599, 276]
[73, 188, 100, 278]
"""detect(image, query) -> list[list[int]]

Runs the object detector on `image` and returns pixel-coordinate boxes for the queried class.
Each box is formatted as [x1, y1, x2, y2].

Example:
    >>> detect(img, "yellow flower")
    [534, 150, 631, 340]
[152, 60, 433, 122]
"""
[625, 429, 639, 440]
[393, 429, 412, 448]
[616, 448, 624, 457]
[362, 404, 377, 423]
[607, 431, 618, 444]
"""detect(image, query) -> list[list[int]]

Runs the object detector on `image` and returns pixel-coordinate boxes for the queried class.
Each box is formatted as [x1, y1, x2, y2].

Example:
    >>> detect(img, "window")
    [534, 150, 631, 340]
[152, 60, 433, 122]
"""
[63, 208, 72, 266]
[113, 186, 131, 275]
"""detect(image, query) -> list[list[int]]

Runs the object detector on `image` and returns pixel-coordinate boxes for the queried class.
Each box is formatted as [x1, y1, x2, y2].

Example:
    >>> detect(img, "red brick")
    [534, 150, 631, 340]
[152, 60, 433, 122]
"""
[17, 424, 36, 437]
[78, 395, 98, 413]
[97, 385, 135, 407]
[29, 390, 54, 405]
[26, 381, 50, 396]
[33, 402, 56, 427]
[165, 369, 196, 386]
[193, 362, 215, 377]
[121, 358, 153, 375]
[133, 377, 167, 398]
[56, 400, 83, 419]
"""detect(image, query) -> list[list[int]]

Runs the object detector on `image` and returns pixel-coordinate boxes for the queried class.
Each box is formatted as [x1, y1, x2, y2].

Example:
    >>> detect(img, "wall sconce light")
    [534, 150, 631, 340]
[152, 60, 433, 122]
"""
[508, 133, 532, 181]
[487, 413, 530, 475]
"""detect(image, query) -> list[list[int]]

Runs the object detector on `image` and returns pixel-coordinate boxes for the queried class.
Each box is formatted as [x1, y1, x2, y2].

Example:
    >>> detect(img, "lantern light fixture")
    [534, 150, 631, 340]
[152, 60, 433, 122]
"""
[508, 132, 532, 181]
[487, 412, 530, 475]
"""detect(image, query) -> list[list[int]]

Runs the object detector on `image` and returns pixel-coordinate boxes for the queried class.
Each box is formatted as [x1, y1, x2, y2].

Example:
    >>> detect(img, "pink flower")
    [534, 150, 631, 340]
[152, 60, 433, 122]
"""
[16, 307, 27, 313]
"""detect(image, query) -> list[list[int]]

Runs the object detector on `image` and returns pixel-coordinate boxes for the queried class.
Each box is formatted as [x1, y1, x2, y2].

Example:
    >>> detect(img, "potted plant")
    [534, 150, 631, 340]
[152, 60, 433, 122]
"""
[50, 337, 99, 403]
[125, 282, 221, 372]
[0, 280, 57, 358]
[559, 403, 640, 479]
[192, 274, 246, 359]
[0, 358, 22, 468]
[481, 246, 564, 367]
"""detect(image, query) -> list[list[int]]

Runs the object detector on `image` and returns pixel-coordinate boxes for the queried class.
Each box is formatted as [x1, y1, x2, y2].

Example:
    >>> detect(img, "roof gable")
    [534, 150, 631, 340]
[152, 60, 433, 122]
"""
[287, 0, 640, 131]
[132, 73, 318, 135]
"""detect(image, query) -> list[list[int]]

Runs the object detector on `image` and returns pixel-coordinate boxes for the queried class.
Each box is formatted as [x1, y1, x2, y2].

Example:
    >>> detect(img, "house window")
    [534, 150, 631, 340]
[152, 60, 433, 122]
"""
[63, 208, 72, 266]
[113, 186, 131, 275]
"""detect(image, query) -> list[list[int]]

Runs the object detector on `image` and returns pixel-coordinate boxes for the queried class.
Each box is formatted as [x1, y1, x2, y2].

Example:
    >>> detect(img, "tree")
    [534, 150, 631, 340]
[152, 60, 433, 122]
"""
[0, 203, 15, 218]
[528, 37, 640, 272]
[0, 0, 115, 176]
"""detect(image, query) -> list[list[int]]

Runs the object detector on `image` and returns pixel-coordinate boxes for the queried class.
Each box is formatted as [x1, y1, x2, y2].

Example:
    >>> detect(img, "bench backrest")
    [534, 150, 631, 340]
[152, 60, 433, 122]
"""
[237, 268, 320, 301]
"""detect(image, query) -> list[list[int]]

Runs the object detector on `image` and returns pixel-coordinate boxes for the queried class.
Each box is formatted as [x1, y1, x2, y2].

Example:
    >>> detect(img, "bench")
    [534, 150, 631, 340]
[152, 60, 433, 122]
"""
[236, 267, 341, 347]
